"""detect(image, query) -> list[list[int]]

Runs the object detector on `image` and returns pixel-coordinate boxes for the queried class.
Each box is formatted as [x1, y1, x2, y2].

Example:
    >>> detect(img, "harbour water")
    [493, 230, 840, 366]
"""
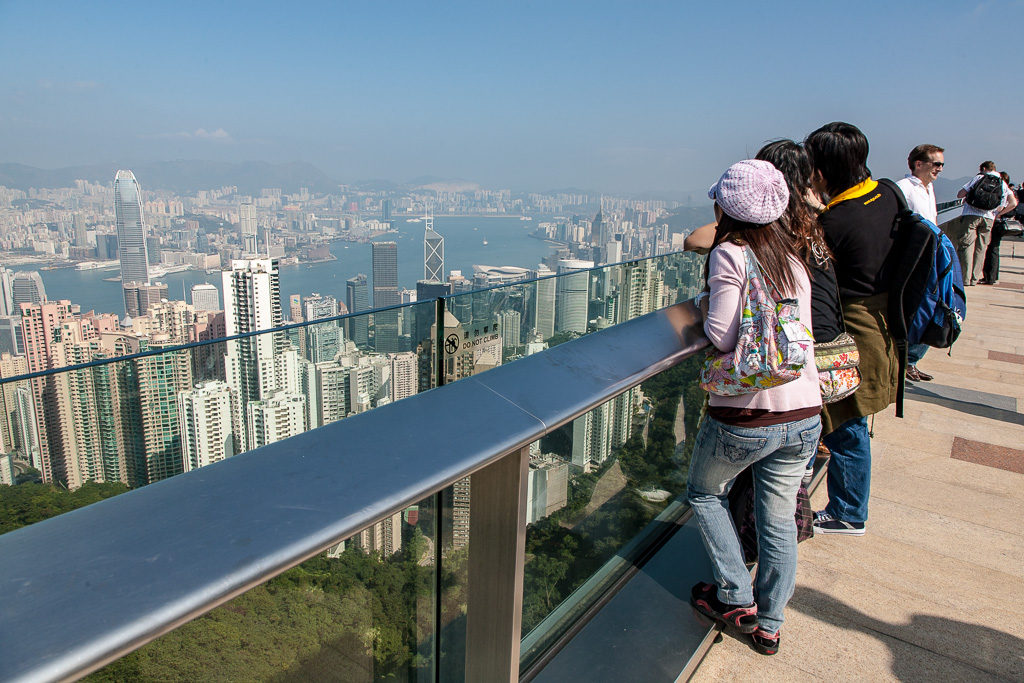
[13, 216, 555, 316]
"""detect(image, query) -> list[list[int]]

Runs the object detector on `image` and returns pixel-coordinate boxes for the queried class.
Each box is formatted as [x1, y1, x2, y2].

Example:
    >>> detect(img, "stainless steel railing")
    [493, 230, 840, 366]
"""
[0, 300, 707, 682]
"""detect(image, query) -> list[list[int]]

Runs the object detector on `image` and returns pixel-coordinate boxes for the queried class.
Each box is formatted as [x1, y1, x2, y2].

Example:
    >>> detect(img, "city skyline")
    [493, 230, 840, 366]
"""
[1, 2, 1021, 193]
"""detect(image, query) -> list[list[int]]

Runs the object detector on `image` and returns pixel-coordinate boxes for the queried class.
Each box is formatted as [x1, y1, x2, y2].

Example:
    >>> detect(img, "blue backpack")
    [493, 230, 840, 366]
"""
[880, 179, 966, 415]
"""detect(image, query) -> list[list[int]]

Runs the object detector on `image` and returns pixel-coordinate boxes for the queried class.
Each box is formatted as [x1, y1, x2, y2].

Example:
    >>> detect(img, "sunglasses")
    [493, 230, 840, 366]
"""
[929, 161, 944, 168]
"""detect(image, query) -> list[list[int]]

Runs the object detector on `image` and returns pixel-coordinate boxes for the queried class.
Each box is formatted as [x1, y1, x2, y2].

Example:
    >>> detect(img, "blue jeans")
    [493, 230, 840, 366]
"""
[907, 343, 928, 365]
[687, 414, 821, 634]
[822, 416, 871, 523]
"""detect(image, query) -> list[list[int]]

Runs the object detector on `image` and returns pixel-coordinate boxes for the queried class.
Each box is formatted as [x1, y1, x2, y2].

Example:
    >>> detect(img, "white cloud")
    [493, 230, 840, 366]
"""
[152, 128, 234, 142]
[193, 127, 232, 140]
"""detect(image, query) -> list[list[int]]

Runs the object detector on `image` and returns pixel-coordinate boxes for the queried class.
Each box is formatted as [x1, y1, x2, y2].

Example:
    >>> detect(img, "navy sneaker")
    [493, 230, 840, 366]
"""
[813, 510, 865, 535]
[689, 582, 758, 633]
[750, 627, 780, 655]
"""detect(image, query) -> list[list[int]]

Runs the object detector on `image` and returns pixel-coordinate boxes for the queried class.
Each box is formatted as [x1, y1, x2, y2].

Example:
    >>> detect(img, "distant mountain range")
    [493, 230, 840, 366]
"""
[0, 161, 341, 195]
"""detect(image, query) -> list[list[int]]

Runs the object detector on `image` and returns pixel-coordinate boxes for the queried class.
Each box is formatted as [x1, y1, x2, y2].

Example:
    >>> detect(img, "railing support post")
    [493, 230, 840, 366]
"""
[465, 446, 530, 681]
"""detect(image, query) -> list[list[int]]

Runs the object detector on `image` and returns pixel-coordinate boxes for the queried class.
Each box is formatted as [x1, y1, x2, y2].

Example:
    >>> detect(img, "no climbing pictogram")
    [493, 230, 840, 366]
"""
[444, 333, 461, 355]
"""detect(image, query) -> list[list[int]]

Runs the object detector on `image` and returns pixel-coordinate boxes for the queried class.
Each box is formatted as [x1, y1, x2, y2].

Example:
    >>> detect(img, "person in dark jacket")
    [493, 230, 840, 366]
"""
[804, 122, 901, 536]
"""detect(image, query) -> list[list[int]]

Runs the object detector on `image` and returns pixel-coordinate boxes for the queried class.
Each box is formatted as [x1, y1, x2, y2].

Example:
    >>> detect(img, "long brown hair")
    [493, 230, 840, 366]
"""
[755, 140, 832, 268]
[709, 214, 807, 297]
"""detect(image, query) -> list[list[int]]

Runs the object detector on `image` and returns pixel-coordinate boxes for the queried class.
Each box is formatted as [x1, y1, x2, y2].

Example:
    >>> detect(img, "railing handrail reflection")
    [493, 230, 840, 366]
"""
[0, 248, 689, 388]
[0, 299, 708, 683]
[937, 197, 964, 215]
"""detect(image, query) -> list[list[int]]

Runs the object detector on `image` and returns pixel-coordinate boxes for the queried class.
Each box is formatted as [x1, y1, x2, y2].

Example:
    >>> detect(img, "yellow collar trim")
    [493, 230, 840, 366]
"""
[826, 178, 878, 210]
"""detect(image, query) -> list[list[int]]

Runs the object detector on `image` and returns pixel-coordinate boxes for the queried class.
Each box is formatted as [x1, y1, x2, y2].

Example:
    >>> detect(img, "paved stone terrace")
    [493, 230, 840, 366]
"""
[690, 238, 1024, 682]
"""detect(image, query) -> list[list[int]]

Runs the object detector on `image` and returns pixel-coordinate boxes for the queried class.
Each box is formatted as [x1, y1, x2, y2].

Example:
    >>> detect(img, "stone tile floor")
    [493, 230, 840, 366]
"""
[690, 240, 1024, 682]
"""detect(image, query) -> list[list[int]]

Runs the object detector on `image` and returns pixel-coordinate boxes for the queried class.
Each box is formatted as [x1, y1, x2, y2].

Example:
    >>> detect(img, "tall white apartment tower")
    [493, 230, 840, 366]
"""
[179, 380, 237, 472]
[532, 265, 556, 340]
[222, 259, 299, 451]
[389, 352, 418, 403]
[555, 259, 593, 335]
[239, 204, 258, 239]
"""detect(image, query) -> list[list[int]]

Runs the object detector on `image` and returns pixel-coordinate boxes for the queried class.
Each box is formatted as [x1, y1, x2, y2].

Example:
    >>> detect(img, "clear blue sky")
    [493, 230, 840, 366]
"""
[1, 0, 1022, 194]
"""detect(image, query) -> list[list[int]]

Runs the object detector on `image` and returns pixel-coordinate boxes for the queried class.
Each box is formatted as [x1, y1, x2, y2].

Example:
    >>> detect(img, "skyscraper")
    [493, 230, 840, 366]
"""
[11, 271, 46, 309]
[222, 259, 299, 451]
[303, 293, 339, 322]
[179, 380, 237, 472]
[122, 281, 168, 318]
[372, 242, 399, 308]
[345, 274, 369, 348]
[114, 170, 150, 314]
[555, 259, 593, 334]
[239, 204, 257, 241]
[389, 352, 418, 403]
[0, 266, 15, 316]
[20, 301, 79, 485]
[190, 284, 220, 312]
[532, 265, 556, 340]
[73, 213, 88, 247]
[246, 393, 306, 449]
[372, 242, 400, 353]
[423, 216, 445, 282]
[288, 294, 304, 323]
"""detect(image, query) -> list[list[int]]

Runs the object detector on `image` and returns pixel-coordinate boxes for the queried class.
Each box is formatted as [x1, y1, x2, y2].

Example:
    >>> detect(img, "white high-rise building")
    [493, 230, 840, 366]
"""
[533, 265, 556, 340]
[239, 203, 258, 239]
[179, 380, 237, 472]
[315, 361, 350, 426]
[222, 259, 299, 451]
[190, 283, 220, 312]
[389, 352, 418, 403]
[0, 266, 14, 316]
[499, 309, 522, 349]
[571, 387, 637, 469]
[246, 392, 306, 449]
[555, 259, 593, 335]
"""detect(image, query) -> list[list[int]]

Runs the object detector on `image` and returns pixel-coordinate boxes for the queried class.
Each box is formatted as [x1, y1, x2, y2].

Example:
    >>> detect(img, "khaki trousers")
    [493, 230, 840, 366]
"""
[944, 214, 992, 284]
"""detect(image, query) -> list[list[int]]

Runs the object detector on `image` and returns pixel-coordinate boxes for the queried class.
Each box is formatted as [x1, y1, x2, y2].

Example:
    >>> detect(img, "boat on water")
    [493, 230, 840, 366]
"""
[406, 218, 421, 223]
[520, 216, 532, 221]
[482, 239, 488, 246]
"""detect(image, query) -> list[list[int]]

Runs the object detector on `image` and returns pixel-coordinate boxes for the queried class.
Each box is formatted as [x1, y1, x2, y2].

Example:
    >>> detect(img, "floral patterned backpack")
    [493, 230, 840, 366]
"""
[699, 247, 813, 396]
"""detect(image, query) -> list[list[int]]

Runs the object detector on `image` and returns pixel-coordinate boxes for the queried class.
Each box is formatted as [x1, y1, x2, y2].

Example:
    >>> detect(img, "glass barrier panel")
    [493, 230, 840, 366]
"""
[438, 477, 470, 682]
[439, 251, 703, 386]
[518, 353, 706, 671]
[86, 493, 440, 682]
[0, 301, 436, 532]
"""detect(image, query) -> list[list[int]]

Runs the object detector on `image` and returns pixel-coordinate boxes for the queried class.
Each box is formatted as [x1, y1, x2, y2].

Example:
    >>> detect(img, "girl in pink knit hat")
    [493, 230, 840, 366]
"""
[687, 159, 821, 655]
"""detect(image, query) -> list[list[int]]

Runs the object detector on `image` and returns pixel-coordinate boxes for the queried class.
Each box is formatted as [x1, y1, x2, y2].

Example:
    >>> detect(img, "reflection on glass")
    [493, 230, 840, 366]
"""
[519, 354, 706, 669]
[87, 496, 439, 682]
[441, 252, 704, 388]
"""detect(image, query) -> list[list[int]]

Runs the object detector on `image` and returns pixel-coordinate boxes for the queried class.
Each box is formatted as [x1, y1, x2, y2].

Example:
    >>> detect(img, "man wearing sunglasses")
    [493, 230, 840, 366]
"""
[896, 144, 944, 382]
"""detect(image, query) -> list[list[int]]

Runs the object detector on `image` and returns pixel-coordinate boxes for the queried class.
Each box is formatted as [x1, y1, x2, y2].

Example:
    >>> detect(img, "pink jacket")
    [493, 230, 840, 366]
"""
[704, 241, 822, 410]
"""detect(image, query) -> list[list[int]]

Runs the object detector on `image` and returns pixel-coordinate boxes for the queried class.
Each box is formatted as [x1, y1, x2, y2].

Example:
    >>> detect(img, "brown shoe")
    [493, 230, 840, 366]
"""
[906, 365, 922, 382]
[915, 367, 934, 381]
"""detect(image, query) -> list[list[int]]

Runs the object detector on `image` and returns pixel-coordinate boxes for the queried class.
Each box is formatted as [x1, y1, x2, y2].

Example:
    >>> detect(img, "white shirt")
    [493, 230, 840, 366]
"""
[961, 172, 1010, 220]
[896, 173, 937, 224]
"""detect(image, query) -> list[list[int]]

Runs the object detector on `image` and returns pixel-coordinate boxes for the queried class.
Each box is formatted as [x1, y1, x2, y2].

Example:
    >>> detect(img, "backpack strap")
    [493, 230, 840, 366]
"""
[877, 178, 911, 418]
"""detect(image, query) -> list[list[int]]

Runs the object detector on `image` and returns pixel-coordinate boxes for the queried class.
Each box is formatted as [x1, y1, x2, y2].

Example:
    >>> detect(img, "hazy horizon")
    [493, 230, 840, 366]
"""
[3, 1, 1023, 193]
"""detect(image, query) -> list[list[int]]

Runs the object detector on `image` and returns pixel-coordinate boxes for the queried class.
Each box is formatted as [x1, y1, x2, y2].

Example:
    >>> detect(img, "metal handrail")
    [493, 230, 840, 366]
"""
[936, 197, 964, 215]
[0, 299, 707, 682]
